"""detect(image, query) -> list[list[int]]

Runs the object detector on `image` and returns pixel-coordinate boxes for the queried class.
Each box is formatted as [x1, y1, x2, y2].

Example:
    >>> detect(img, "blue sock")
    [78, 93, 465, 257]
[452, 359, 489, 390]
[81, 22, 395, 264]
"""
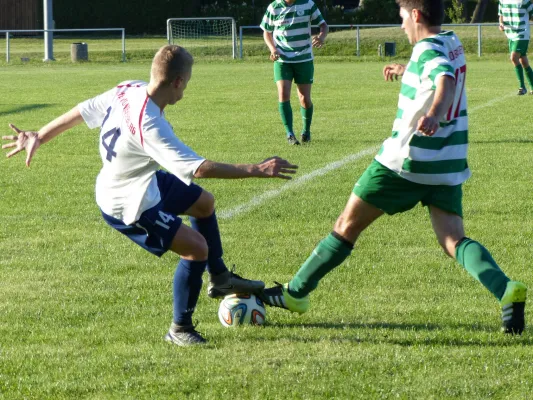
[173, 259, 206, 326]
[190, 212, 228, 276]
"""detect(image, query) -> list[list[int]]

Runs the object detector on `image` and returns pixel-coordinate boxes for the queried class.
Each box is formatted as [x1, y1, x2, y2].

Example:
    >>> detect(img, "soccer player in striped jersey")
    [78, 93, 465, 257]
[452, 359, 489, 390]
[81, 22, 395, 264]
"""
[261, 0, 527, 335]
[2, 45, 298, 346]
[498, 0, 533, 95]
[261, 0, 328, 145]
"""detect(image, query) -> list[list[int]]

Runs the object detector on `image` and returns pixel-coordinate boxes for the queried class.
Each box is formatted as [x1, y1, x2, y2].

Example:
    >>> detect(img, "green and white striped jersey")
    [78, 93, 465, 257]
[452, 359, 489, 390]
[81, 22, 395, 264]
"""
[375, 31, 471, 186]
[260, 0, 325, 63]
[499, 0, 533, 41]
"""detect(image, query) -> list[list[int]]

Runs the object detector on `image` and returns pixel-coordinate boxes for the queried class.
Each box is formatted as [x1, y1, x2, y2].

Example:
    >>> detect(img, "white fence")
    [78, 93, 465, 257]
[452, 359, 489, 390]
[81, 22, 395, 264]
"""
[239, 23, 505, 59]
[1, 28, 126, 63]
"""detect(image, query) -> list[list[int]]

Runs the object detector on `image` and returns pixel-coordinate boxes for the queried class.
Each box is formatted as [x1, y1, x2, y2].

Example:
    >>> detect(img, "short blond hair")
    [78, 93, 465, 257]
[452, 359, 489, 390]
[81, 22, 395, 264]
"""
[150, 45, 194, 86]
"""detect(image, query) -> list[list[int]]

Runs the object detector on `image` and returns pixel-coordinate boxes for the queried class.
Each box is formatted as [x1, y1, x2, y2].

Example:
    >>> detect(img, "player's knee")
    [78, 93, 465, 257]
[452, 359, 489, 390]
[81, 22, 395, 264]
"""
[437, 238, 456, 259]
[334, 216, 360, 243]
[190, 232, 209, 260]
[194, 190, 215, 218]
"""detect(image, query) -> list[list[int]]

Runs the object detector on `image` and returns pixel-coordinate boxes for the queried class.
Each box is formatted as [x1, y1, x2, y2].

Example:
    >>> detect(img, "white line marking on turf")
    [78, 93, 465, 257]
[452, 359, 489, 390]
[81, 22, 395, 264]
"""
[218, 94, 514, 220]
[469, 93, 515, 113]
[218, 147, 378, 220]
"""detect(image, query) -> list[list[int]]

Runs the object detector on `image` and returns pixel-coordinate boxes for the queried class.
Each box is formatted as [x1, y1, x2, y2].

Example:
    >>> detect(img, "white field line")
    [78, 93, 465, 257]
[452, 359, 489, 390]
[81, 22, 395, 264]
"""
[218, 93, 515, 220]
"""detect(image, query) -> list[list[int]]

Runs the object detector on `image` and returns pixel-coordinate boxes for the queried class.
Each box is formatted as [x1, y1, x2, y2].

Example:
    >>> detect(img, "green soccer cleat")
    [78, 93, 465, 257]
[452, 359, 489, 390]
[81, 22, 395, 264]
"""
[259, 282, 309, 314]
[500, 281, 527, 335]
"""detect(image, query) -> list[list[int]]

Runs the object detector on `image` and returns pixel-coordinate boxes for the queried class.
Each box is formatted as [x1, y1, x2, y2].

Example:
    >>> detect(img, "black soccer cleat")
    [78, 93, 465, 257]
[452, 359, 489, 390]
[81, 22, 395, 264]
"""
[207, 268, 265, 299]
[300, 133, 311, 144]
[287, 134, 301, 145]
[165, 323, 207, 346]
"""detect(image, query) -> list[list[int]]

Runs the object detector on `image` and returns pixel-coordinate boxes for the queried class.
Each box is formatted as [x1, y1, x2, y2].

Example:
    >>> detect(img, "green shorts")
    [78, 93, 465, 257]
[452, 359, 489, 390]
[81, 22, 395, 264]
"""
[508, 39, 529, 55]
[353, 160, 463, 217]
[274, 60, 314, 84]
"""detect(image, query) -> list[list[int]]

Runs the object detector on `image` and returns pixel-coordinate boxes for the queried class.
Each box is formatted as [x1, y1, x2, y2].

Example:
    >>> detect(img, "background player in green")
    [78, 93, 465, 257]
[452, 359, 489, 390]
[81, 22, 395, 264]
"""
[261, 0, 328, 145]
[499, 0, 533, 95]
[261, 0, 527, 335]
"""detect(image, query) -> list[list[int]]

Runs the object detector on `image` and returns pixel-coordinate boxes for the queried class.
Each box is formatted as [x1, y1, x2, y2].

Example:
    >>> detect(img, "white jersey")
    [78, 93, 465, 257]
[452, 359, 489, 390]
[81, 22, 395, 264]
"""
[78, 81, 205, 224]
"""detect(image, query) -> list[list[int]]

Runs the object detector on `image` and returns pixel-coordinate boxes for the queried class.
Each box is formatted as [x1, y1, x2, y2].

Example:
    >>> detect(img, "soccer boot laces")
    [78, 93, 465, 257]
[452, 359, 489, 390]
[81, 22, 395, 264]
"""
[259, 282, 309, 314]
[500, 281, 527, 335]
[207, 266, 265, 299]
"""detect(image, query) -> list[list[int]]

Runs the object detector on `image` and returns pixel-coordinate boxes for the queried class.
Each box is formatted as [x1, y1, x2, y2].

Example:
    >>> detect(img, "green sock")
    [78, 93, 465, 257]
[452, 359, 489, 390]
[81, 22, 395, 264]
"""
[525, 66, 533, 90]
[288, 233, 353, 298]
[300, 105, 313, 135]
[455, 238, 510, 301]
[515, 65, 526, 89]
[278, 101, 293, 136]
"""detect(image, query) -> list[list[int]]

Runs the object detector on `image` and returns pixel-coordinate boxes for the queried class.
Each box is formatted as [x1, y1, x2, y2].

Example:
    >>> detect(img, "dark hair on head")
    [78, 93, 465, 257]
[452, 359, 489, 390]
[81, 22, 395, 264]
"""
[395, 0, 444, 26]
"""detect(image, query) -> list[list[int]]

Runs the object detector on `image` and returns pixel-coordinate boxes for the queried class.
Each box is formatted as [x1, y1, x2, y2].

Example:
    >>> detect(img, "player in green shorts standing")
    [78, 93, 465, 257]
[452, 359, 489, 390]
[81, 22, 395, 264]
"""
[261, 0, 328, 145]
[261, 0, 527, 334]
[499, 0, 533, 95]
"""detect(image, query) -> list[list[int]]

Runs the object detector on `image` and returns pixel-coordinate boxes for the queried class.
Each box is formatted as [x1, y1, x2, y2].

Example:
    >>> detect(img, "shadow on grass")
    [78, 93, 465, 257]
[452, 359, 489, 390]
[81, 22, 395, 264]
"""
[260, 321, 533, 346]
[0, 104, 52, 117]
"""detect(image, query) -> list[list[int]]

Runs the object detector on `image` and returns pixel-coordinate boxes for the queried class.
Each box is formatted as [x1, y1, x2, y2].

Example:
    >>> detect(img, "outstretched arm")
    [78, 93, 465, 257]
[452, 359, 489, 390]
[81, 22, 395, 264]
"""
[194, 157, 298, 180]
[2, 106, 84, 166]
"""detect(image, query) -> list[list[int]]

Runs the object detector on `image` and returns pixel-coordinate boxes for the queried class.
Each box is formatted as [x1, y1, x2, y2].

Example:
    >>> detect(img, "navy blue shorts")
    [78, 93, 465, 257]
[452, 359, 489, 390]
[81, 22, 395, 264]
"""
[101, 170, 203, 257]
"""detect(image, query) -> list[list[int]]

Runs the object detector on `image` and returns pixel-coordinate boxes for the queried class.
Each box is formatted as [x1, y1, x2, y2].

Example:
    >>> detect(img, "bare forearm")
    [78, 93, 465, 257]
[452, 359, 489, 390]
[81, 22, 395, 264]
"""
[427, 76, 456, 119]
[194, 160, 259, 179]
[38, 106, 85, 144]
[263, 31, 277, 53]
[319, 23, 328, 40]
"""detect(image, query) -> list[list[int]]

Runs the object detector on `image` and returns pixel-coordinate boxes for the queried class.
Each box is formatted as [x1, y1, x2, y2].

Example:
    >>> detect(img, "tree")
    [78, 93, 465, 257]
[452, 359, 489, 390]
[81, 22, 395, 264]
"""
[445, 0, 468, 23]
[471, 0, 490, 23]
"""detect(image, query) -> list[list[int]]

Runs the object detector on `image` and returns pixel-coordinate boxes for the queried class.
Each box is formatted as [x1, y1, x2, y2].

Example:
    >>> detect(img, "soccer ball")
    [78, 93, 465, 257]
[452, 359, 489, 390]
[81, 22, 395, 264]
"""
[218, 294, 266, 327]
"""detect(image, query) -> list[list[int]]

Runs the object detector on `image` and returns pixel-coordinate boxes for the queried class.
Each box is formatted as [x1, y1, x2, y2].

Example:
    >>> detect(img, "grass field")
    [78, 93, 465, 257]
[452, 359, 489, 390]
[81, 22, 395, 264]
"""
[1, 55, 532, 399]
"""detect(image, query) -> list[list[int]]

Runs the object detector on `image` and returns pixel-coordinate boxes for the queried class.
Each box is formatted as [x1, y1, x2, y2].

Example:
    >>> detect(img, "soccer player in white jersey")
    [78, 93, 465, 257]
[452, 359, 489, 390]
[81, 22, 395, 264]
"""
[261, 0, 328, 145]
[260, 0, 527, 335]
[2, 45, 298, 346]
[498, 0, 533, 94]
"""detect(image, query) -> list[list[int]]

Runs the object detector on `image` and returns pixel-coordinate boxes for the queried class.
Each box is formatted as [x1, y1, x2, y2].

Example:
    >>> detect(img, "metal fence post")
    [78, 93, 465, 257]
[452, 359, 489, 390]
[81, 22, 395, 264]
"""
[6, 32, 9, 63]
[121, 28, 126, 62]
[356, 26, 360, 57]
[477, 24, 482, 57]
[240, 26, 243, 59]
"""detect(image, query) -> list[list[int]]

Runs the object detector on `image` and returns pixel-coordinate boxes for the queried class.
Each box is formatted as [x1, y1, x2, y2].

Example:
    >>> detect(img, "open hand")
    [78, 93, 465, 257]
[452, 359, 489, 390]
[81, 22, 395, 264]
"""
[2, 124, 41, 167]
[258, 156, 298, 179]
[312, 35, 325, 48]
